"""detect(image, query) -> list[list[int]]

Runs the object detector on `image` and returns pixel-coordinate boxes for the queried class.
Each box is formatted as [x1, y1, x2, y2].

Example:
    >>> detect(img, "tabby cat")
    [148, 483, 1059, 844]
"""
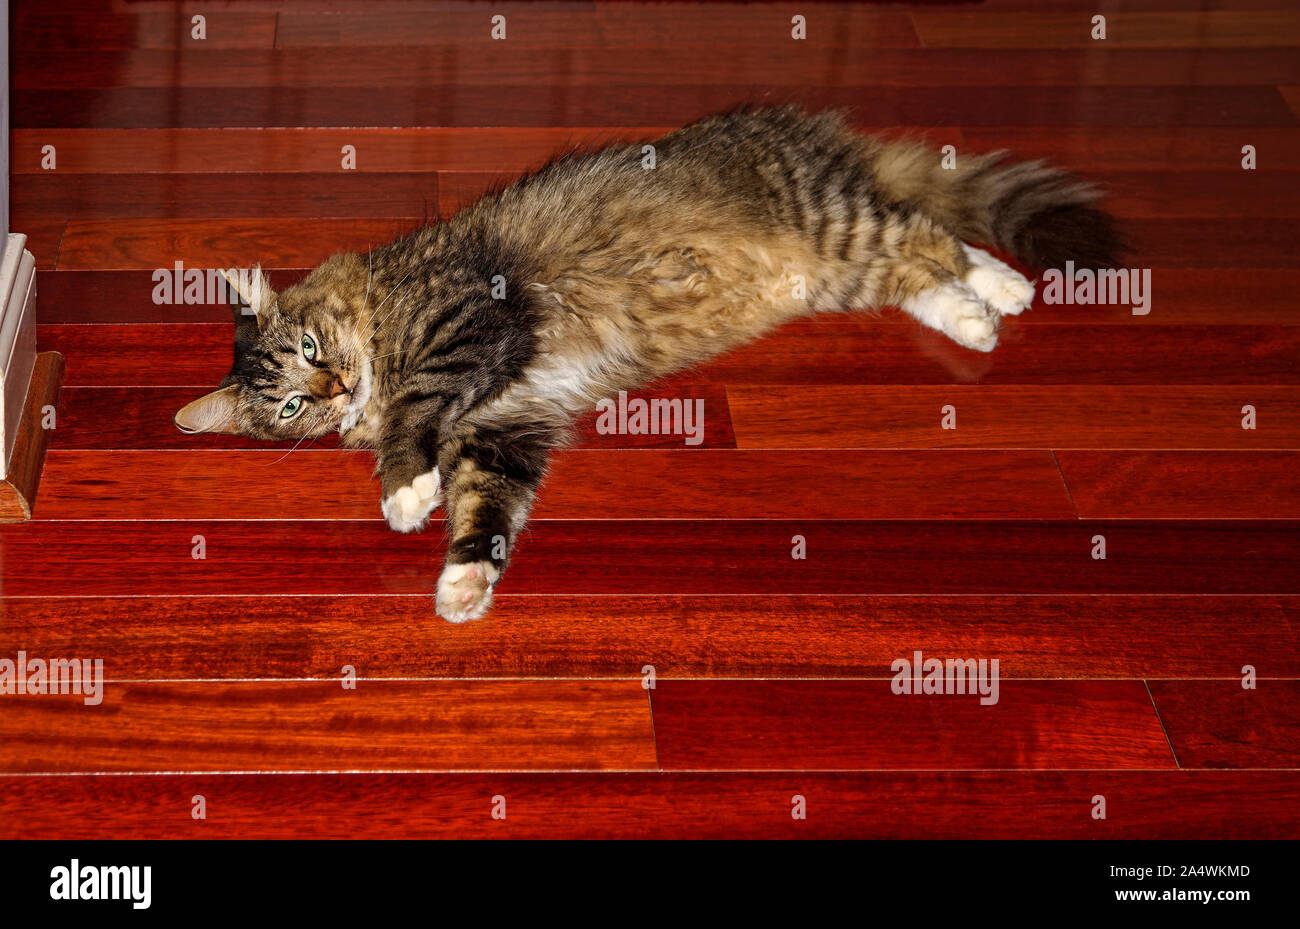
[174, 106, 1121, 622]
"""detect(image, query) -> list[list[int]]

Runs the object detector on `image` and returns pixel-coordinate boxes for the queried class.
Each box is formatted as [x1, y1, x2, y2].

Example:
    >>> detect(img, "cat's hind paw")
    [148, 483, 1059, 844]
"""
[962, 244, 1035, 316]
[436, 561, 499, 623]
[381, 467, 443, 533]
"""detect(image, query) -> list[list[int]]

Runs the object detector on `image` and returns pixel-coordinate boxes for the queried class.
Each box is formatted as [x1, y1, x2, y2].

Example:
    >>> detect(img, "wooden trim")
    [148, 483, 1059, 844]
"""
[0, 351, 65, 520]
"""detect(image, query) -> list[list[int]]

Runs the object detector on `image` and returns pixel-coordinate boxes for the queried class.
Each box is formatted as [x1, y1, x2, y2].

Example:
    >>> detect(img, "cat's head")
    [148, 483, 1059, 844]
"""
[173, 256, 372, 441]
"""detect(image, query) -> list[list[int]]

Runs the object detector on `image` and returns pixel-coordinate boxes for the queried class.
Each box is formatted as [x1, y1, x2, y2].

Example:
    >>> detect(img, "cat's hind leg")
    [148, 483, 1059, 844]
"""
[960, 243, 1035, 317]
[887, 255, 1001, 353]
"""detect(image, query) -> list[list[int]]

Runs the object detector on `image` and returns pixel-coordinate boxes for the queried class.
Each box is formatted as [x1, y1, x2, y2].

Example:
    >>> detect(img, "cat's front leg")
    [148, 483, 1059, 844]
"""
[434, 424, 555, 622]
[376, 403, 445, 533]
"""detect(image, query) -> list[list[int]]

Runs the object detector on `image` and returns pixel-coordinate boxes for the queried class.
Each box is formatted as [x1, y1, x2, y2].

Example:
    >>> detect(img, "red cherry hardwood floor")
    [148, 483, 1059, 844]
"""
[2, 0, 1298, 839]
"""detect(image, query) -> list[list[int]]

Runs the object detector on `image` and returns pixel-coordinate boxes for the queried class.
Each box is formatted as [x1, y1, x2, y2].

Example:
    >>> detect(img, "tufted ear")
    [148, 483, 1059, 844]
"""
[221, 265, 276, 349]
[173, 385, 241, 435]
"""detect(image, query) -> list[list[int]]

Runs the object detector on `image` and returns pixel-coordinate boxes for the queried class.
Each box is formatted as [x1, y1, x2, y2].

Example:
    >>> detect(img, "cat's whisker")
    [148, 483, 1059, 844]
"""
[263, 431, 317, 467]
[354, 267, 417, 353]
[347, 248, 375, 354]
[368, 349, 407, 363]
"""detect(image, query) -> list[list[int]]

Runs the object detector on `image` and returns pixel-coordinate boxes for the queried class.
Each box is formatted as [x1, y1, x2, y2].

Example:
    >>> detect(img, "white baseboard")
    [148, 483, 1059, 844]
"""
[0, 233, 38, 481]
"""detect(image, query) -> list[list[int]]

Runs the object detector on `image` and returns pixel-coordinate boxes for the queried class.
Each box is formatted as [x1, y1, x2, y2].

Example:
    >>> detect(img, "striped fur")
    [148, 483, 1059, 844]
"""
[173, 106, 1122, 621]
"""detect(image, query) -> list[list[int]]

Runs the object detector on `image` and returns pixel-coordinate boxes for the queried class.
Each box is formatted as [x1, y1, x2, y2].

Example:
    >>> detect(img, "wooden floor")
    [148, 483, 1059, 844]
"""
[3, 0, 1299, 838]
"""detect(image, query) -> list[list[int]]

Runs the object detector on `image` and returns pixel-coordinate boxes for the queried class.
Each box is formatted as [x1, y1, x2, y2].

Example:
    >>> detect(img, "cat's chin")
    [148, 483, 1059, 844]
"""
[337, 363, 373, 437]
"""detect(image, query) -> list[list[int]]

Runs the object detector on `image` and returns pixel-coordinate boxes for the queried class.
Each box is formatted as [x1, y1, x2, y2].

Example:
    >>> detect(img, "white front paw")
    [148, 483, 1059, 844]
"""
[381, 467, 443, 533]
[436, 560, 499, 623]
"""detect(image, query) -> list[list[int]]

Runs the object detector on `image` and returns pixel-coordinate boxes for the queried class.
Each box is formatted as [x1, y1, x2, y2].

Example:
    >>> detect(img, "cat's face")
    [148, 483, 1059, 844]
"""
[173, 259, 372, 441]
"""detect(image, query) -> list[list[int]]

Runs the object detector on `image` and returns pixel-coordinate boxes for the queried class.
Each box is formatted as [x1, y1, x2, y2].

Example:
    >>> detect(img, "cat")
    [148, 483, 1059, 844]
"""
[174, 105, 1121, 622]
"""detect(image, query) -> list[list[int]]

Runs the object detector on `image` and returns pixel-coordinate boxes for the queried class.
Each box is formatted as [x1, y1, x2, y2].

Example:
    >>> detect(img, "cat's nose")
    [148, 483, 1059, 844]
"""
[327, 375, 350, 398]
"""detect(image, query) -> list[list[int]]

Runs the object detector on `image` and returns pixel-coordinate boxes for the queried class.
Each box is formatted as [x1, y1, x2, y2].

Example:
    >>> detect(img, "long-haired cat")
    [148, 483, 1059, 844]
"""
[174, 106, 1121, 622]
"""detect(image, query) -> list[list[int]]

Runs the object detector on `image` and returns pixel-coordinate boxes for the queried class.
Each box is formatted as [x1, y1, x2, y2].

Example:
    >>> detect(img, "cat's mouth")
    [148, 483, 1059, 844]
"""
[337, 362, 372, 435]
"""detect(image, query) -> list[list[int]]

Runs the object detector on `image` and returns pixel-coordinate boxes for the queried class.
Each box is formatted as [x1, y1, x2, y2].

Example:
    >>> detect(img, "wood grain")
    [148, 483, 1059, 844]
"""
[1058, 451, 1300, 518]
[17, 85, 1292, 130]
[55, 218, 422, 270]
[33, 449, 1075, 520]
[650, 680, 1175, 770]
[912, 11, 1300, 47]
[275, 3, 604, 47]
[17, 127, 1298, 175]
[4, 770, 1296, 839]
[34, 268, 1300, 326]
[21, 47, 1299, 90]
[2, 519, 1296, 597]
[38, 321, 1300, 387]
[48, 384, 737, 450]
[4, 595, 1294, 680]
[964, 128, 1300, 172]
[1148, 680, 1300, 768]
[11, 128, 674, 175]
[0, 681, 657, 774]
[726, 386, 1300, 450]
[15, 11, 278, 49]
[12, 172, 439, 221]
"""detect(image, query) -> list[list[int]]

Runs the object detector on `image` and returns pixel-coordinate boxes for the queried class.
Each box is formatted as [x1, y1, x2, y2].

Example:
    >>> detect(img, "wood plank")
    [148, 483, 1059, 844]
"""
[13, 171, 1299, 228]
[276, 3, 604, 47]
[56, 218, 421, 270]
[34, 267, 1300, 326]
[963, 128, 1300, 172]
[11, 128, 675, 175]
[594, 3, 920, 47]
[4, 594, 1294, 680]
[50, 217, 1300, 270]
[15, 11, 279, 49]
[12, 173, 438, 221]
[707, 322, 1300, 385]
[1097, 172, 1300, 219]
[38, 321, 1300, 387]
[32, 449, 1075, 521]
[21, 46, 1299, 90]
[439, 170, 517, 217]
[16, 85, 1291, 130]
[20, 218, 64, 270]
[726, 386, 1300, 450]
[17, 127, 1296, 175]
[1148, 680, 1300, 768]
[47, 384, 736, 450]
[0, 681, 656, 774]
[3, 770, 1296, 839]
[1059, 451, 1300, 518]
[1, 519, 1295, 597]
[650, 680, 1175, 770]
[34, 269, 311, 324]
[912, 10, 1300, 47]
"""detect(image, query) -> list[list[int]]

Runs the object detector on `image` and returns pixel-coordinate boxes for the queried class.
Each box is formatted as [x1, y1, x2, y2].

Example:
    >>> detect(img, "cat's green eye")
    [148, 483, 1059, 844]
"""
[280, 396, 304, 419]
[302, 333, 317, 362]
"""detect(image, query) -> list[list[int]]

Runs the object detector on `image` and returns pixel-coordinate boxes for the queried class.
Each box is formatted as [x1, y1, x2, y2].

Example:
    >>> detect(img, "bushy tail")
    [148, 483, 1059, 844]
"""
[866, 138, 1124, 271]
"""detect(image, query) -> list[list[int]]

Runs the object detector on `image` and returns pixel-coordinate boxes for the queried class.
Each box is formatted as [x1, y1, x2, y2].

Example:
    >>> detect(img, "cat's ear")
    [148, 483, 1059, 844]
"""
[220, 265, 276, 331]
[173, 385, 242, 435]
